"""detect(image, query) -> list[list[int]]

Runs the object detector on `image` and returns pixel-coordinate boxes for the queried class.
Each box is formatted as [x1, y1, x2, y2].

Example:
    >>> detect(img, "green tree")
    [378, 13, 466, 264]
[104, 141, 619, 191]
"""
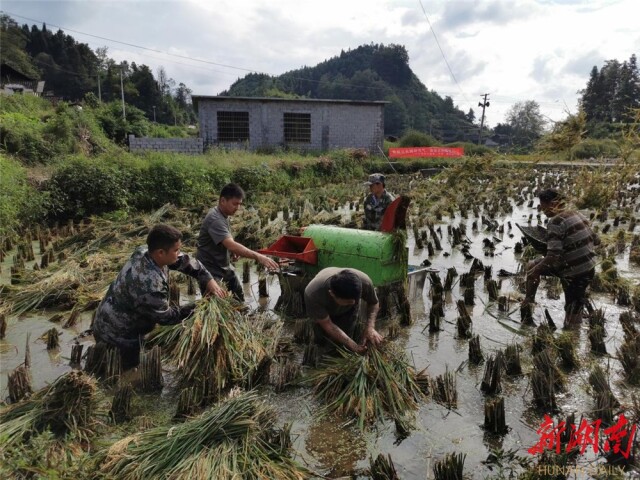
[23, 22, 99, 100]
[0, 14, 39, 78]
[96, 100, 149, 143]
[371, 44, 411, 86]
[466, 108, 476, 124]
[505, 100, 546, 151]
[174, 82, 196, 124]
[580, 55, 640, 126]
[581, 66, 603, 121]
[129, 63, 162, 119]
[613, 54, 640, 122]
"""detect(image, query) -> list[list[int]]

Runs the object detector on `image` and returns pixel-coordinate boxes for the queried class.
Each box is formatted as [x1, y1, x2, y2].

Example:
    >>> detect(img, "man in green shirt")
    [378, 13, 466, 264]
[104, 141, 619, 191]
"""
[363, 173, 395, 231]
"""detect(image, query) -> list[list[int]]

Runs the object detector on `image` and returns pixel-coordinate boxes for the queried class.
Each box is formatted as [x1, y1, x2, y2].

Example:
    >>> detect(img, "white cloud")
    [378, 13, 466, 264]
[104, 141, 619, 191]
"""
[2, 0, 638, 126]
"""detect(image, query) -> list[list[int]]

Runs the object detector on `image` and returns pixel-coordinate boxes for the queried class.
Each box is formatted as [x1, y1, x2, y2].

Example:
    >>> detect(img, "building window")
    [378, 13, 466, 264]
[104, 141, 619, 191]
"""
[217, 111, 249, 142]
[284, 112, 311, 143]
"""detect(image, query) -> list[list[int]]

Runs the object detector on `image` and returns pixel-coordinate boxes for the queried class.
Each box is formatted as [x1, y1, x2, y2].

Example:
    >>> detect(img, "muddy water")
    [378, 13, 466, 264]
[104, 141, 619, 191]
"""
[1, 190, 639, 479]
[277, 199, 640, 478]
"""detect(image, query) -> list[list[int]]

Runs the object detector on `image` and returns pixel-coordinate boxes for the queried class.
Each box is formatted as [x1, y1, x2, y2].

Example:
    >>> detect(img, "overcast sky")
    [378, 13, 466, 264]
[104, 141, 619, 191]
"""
[3, 0, 638, 127]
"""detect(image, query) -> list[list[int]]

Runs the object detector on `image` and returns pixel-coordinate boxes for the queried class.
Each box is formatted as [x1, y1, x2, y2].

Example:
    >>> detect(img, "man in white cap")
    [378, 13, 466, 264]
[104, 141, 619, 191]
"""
[362, 173, 395, 231]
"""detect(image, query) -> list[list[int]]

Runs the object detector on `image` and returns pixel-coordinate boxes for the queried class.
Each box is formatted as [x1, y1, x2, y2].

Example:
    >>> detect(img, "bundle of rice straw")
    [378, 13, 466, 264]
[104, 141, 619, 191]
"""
[99, 390, 310, 480]
[7, 263, 85, 315]
[306, 345, 425, 430]
[6, 205, 188, 316]
[148, 296, 281, 402]
[0, 371, 98, 449]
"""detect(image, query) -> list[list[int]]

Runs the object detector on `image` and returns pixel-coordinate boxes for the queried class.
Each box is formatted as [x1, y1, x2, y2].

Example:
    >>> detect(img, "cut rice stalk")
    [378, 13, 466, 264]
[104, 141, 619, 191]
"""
[306, 345, 425, 430]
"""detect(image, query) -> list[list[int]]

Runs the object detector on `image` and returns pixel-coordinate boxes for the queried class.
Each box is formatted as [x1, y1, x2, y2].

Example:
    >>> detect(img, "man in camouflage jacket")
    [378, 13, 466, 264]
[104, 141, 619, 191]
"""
[362, 173, 395, 231]
[93, 224, 224, 369]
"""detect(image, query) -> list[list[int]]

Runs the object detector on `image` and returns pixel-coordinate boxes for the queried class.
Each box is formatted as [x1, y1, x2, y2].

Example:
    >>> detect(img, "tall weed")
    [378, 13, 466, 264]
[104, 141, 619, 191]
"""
[0, 154, 45, 236]
[0, 111, 51, 164]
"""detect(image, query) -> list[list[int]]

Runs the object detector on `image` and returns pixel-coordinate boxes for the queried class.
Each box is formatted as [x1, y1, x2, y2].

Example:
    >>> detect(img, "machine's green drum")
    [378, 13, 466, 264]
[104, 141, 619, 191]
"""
[301, 224, 406, 286]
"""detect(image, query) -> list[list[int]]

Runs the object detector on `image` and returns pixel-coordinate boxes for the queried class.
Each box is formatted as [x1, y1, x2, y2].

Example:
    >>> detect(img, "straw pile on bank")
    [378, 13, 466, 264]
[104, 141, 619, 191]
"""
[148, 296, 282, 403]
[306, 344, 426, 429]
[99, 390, 310, 480]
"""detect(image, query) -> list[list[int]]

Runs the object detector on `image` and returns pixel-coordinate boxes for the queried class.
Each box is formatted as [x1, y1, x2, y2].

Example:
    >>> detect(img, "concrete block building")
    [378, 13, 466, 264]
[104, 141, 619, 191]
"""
[192, 96, 386, 153]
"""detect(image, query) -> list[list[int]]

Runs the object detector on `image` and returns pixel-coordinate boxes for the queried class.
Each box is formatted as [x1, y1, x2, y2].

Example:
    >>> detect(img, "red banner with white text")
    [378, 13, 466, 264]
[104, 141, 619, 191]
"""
[388, 147, 464, 158]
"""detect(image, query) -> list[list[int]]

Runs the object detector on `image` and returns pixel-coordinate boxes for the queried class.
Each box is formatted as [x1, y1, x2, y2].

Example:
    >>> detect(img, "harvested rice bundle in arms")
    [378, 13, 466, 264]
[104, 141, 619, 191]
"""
[99, 390, 310, 480]
[148, 296, 282, 401]
[0, 371, 98, 449]
[306, 345, 426, 430]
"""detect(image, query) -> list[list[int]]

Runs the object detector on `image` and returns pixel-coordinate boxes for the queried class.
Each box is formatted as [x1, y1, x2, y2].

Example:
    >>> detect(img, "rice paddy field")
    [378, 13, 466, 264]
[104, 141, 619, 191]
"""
[1, 159, 639, 479]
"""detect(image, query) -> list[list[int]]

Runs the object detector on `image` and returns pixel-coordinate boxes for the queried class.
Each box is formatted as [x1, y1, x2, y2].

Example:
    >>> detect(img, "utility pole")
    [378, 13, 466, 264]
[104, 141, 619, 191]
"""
[119, 64, 126, 120]
[97, 71, 101, 103]
[478, 93, 490, 145]
[152, 105, 156, 123]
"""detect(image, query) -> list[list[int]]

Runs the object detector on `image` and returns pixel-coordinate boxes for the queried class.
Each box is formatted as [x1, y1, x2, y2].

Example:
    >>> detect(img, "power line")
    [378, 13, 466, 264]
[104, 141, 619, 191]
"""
[4, 11, 402, 95]
[4, 10, 480, 102]
[4, 11, 258, 75]
[416, 0, 469, 105]
[8, 10, 559, 125]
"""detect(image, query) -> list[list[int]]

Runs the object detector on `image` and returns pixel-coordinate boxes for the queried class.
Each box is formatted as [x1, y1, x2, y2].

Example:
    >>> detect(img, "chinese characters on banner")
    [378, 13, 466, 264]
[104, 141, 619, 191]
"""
[528, 413, 637, 459]
[388, 147, 464, 158]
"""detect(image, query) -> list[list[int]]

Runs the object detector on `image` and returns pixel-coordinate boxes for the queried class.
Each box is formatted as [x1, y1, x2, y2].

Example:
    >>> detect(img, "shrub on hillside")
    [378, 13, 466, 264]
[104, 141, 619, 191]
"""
[43, 103, 115, 156]
[446, 141, 493, 157]
[131, 154, 224, 210]
[45, 157, 131, 220]
[0, 155, 45, 236]
[0, 96, 120, 163]
[570, 138, 620, 160]
[0, 112, 51, 164]
[231, 164, 291, 196]
[0, 93, 49, 116]
[96, 101, 150, 144]
[398, 130, 438, 147]
[147, 124, 192, 138]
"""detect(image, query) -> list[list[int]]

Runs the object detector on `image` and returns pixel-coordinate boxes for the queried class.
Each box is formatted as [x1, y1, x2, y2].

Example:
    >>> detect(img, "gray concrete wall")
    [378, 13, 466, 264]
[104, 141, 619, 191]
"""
[128, 135, 203, 154]
[197, 98, 384, 153]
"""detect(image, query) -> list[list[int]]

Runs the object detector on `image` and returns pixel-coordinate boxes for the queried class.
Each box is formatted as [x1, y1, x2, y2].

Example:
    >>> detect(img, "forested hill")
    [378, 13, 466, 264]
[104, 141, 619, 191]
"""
[0, 14, 196, 125]
[222, 44, 476, 140]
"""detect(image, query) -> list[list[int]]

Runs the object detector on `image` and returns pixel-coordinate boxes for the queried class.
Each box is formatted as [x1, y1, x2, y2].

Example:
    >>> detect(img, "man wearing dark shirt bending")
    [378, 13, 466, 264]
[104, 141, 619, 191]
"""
[304, 268, 384, 353]
[523, 189, 600, 327]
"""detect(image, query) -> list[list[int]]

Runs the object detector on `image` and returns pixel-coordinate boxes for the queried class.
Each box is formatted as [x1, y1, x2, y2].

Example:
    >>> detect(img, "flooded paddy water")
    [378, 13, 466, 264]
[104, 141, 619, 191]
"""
[1, 162, 639, 479]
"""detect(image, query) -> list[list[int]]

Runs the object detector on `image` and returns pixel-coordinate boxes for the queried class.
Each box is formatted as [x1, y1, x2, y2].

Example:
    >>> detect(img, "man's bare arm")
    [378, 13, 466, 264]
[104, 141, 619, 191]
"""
[221, 237, 279, 270]
[315, 317, 365, 353]
[363, 302, 383, 346]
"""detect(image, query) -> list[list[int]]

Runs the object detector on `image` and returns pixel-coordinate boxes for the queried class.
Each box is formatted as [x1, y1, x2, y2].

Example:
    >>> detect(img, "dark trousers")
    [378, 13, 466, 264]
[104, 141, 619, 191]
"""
[560, 269, 595, 314]
[200, 270, 245, 302]
[222, 271, 245, 302]
[93, 330, 141, 371]
[118, 343, 141, 370]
